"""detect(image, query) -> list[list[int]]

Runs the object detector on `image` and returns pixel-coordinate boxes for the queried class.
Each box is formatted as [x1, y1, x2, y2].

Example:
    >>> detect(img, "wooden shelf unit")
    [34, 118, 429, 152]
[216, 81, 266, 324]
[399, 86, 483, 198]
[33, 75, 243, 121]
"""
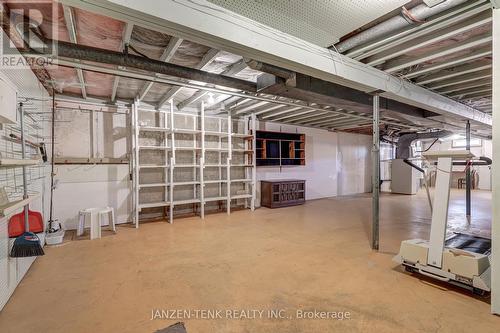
[255, 130, 305, 166]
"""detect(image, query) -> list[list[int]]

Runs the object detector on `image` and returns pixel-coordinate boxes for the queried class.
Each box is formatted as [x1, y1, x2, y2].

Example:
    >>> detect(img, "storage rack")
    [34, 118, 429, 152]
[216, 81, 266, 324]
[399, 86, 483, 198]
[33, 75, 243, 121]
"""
[0, 102, 45, 217]
[131, 100, 256, 226]
[256, 130, 305, 166]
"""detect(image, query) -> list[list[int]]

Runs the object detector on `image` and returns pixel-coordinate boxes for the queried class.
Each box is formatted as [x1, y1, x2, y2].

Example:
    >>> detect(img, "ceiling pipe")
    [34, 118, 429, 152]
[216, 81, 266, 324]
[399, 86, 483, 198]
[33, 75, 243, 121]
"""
[396, 130, 453, 159]
[245, 58, 296, 85]
[334, 0, 470, 53]
[34, 38, 257, 93]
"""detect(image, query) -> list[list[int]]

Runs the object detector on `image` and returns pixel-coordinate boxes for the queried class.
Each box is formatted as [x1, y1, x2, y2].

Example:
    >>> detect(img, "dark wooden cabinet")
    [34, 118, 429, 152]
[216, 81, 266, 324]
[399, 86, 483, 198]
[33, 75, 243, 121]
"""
[260, 179, 305, 208]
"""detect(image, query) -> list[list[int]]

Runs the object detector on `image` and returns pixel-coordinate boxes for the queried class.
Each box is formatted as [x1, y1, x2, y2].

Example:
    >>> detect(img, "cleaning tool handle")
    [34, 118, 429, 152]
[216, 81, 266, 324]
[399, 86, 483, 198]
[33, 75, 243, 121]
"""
[19, 102, 29, 231]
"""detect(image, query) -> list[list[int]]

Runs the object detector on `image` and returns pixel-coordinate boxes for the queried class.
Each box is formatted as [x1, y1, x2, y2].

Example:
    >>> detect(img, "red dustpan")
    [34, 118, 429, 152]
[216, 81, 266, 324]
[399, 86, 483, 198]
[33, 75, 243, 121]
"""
[8, 210, 44, 238]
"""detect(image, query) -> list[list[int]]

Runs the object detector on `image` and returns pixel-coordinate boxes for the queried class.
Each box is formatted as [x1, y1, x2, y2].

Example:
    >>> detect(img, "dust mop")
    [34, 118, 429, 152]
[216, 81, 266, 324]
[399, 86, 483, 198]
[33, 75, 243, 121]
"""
[10, 102, 45, 257]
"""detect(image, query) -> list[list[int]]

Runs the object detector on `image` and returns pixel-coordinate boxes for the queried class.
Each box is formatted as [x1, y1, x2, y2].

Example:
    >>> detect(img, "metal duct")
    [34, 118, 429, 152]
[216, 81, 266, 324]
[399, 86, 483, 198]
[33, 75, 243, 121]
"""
[396, 130, 452, 159]
[36, 39, 257, 93]
[335, 0, 469, 53]
[257, 72, 439, 119]
[245, 58, 296, 85]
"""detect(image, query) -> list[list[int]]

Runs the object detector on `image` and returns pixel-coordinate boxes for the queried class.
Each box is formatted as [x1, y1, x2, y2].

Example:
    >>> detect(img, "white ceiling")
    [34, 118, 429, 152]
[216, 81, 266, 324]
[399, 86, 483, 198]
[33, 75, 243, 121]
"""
[207, 0, 409, 47]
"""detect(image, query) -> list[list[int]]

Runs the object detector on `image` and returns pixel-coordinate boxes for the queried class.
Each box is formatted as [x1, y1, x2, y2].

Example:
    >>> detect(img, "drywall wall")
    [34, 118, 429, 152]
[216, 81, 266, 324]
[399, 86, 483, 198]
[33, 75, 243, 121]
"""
[336, 131, 372, 195]
[255, 121, 372, 206]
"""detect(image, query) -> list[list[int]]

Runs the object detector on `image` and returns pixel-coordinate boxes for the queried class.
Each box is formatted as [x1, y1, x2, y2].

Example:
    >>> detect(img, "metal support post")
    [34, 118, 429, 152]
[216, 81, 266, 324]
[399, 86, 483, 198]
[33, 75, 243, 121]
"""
[133, 99, 140, 228]
[200, 101, 205, 219]
[372, 94, 380, 250]
[466, 120, 471, 225]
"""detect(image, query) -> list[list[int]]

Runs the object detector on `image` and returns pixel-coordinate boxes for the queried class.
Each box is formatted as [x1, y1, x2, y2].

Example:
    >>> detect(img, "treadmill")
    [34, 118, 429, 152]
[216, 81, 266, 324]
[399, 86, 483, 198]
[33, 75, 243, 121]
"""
[394, 150, 492, 294]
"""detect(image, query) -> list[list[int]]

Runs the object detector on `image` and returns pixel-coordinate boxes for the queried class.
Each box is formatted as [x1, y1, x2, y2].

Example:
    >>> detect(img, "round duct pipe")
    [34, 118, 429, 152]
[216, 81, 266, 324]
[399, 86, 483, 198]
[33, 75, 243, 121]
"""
[334, 0, 469, 53]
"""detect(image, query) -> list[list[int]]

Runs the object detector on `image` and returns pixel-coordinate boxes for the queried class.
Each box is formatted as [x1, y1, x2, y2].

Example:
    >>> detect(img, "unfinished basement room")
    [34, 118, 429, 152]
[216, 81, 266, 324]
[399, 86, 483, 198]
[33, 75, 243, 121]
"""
[0, 0, 499, 332]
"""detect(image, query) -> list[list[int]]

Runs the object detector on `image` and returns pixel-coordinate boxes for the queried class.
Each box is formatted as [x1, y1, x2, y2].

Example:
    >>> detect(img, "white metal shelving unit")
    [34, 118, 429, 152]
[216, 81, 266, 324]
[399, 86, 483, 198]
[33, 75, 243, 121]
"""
[131, 99, 256, 226]
[132, 99, 172, 227]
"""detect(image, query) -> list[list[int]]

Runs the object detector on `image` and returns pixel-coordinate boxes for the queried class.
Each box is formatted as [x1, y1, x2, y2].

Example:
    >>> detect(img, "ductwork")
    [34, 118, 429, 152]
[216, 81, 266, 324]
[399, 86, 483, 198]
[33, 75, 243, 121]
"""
[255, 70, 439, 119]
[396, 130, 453, 159]
[34, 38, 257, 93]
[245, 58, 296, 85]
[334, 0, 469, 53]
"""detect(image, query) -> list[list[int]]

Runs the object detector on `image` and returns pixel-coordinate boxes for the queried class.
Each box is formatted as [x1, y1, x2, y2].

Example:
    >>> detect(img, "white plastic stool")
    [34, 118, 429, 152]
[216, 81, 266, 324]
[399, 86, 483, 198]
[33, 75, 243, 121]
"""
[77, 207, 115, 239]
[98, 207, 116, 233]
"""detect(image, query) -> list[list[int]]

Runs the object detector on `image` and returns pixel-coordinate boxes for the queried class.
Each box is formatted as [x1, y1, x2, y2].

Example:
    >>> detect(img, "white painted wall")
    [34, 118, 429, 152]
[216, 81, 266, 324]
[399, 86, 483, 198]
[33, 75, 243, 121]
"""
[54, 108, 128, 159]
[53, 113, 373, 228]
[255, 121, 372, 206]
[336, 131, 372, 195]
[427, 139, 492, 191]
[0, 38, 51, 311]
[53, 165, 131, 230]
[51, 106, 131, 230]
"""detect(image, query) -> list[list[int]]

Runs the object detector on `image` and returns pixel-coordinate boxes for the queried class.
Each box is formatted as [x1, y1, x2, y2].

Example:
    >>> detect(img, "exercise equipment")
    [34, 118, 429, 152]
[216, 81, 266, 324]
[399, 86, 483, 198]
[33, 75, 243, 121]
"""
[394, 150, 491, 294]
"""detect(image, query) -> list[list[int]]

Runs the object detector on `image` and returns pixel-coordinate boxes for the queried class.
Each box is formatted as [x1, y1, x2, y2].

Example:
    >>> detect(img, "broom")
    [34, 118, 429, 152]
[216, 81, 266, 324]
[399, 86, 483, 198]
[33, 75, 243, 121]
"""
[10, 102, 45, 258]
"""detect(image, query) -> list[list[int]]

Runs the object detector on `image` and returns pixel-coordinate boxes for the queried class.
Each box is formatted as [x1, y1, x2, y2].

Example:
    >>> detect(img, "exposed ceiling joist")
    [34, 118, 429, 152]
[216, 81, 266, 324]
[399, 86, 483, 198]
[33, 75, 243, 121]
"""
[425, 69, 492, 89]
[221, 59, 247, 76]
[404, 47, 492, 79]
[233, 101, 268, 115]
[333, 117, 375, 126]
[384, 32, 492, 73]
[177, 58, 247, 110]
[437, 78, 492, 94]
[111, 22, 134, 101]
[257, 106, 304, 119]
[61, 0, 491, 125]
[332, 122, 373, 130]
[365, 11, 492, 66]
[225, 98, 252, 110]
[271, 110, 331, 123]
[310, 114, 367, 126]
[416, 62, 492, 85]
[156, 48, 220, 109]
[349, 0, 491, 60]
[156, 86, 182, 108]
[450, 85, 493, 98]
[291, 115, 343, 126]
[52, 56, 414, 131]
[460, 91, 492, 99]
[260, 106, 304, 123]
[137, 36, 183, 100]
[298, 115, 350, 126]
[198, 49, 222, 68]
[177, 90, 208, 110]
[62, 5, 87, 99]
[252, 104, 286, 116]
[261, 108, 313, 121]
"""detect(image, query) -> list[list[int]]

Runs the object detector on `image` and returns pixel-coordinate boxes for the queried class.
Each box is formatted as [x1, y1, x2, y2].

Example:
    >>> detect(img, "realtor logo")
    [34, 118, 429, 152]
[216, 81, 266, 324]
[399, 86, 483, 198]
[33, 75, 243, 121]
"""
[0, 0, 58, 69]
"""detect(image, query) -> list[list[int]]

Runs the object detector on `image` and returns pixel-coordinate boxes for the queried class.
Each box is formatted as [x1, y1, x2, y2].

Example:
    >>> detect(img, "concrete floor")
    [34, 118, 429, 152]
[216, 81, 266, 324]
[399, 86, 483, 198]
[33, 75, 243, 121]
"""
[0, 190, 499, 332]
